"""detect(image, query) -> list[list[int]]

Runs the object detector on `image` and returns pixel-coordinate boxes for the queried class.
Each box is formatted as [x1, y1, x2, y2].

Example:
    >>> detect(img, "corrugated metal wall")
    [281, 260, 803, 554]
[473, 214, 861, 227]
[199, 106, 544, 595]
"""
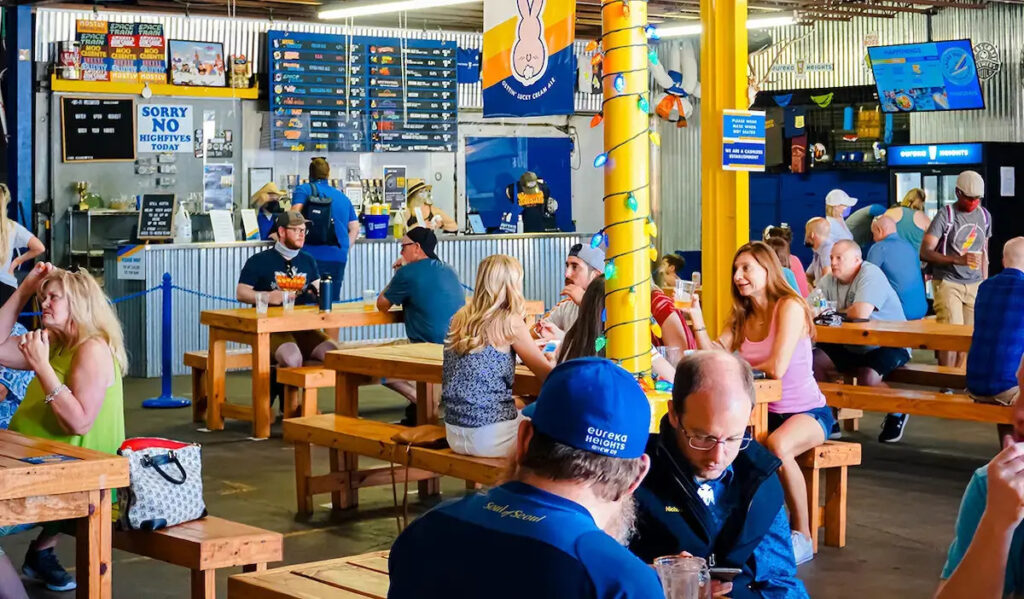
[750, 15, 927, 91]
[34, 7, 601, 112]
[105, 235, 579, 377]
[911, 4, 1024, 143]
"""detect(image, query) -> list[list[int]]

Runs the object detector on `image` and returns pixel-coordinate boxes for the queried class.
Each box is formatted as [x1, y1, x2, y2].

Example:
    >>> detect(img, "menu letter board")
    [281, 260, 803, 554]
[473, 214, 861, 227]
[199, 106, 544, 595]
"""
[137, 193, 176, 239]
[61, 97, 136, 162]
[267, 30, 457, 154]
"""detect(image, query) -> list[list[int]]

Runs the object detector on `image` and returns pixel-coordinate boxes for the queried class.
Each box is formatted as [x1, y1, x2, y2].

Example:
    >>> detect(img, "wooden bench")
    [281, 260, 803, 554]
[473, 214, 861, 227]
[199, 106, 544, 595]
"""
[885, 363, 966, 389]
[821, 382, 1013, 423]
[283, 414, 508, 514]
[797, 441, 861, 552]
[276, 366, 334, 419]
[185, 350, 253, 423]
[102, 516, 282, 599]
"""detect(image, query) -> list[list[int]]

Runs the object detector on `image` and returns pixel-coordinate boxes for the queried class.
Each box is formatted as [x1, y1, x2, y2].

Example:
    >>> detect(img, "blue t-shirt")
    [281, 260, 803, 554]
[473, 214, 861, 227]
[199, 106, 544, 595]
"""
[291, 180, 358, 263]
[942, 467, 1024, 594]
[238, 248, 320, 305]
[257, 212, 275, 241]
[388, 482, 665, 599]
[781, 267, 799, 293]
[967, 268, 1024, 396]
[866, 234, 928, 321]
[383, 258, 464, 343]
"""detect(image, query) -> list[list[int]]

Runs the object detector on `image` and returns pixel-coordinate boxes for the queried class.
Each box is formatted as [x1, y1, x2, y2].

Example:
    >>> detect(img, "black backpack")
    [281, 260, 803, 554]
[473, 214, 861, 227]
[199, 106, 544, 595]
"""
[301, 183, 339, 246]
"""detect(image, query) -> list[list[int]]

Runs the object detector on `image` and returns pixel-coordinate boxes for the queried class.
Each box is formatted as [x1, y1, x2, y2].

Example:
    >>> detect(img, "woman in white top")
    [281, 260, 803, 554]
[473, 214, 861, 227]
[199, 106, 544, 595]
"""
[0, 184, 44, 304]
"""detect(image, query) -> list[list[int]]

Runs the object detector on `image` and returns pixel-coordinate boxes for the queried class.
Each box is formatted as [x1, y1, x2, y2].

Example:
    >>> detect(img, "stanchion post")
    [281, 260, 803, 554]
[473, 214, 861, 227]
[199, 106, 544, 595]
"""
[142, 272, 190, 409]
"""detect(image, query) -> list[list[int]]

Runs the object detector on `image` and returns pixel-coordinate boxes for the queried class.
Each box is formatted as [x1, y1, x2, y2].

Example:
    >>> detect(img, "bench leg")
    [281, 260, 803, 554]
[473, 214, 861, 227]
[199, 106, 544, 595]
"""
[295, 442, 313, 515]
[802, 466, 820, 553]
[301, 388, 319, 417]
[192, 369, 208, 423]
[242, 563, 266, 574]
[824, 466, 848, 548]
[842, 419, 859, 432]
[415, 382, 443, 499]
[190, 569, 215, 599]
[283, 386, 300, 419]
[329, 448, 356, 510]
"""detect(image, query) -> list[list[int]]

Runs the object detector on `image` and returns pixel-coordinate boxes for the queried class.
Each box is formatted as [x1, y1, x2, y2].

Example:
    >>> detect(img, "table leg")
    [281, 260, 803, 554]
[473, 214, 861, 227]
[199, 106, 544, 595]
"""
[206, 330, 227, 431]
[752, 403, 769, 444]
[252, 333, 272, 439]
[416, 382, 441, 498]
[76, 489, 112, 599]
[295, 442, 313, 515]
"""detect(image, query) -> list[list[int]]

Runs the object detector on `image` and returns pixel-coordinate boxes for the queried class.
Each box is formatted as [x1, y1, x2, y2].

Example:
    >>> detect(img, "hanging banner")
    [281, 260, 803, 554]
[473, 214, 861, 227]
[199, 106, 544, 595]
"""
[482, 0, 575, 117]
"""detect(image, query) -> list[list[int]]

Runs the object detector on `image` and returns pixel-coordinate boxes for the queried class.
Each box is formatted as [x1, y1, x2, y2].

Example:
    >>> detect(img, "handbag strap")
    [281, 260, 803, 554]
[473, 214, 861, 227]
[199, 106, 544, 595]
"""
[388, 443, 415, 533]
[142, 453, 188, 485]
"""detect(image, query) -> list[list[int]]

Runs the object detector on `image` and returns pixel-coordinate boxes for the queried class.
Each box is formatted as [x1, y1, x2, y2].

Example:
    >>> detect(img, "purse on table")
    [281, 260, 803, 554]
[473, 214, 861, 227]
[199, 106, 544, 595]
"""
[117, 437, 207, 531]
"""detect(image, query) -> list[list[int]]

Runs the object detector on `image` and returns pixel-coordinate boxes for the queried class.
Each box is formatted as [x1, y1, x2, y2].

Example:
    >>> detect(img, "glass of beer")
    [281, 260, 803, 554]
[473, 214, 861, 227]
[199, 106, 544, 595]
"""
[675, 280, 697, 310]
[653, 555, 712, 599]
[967, 251, 982, 270]
[362, 289, 376, 311]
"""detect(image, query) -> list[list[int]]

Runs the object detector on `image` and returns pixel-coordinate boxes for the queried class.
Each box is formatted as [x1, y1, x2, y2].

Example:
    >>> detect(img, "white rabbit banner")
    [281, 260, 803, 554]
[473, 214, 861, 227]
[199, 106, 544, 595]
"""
[482, 0, 576, 117]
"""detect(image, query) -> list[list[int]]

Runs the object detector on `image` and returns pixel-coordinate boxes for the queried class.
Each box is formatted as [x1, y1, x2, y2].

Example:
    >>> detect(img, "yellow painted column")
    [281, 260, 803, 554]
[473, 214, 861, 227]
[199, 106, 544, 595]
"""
[600, 0, 652, 377]
[699, 0, 749, 335]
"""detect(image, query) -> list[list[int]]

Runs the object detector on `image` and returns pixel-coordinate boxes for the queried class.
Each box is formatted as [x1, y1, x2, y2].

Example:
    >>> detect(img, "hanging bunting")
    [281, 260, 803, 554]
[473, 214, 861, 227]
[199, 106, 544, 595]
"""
[810, 92, 834, 108]
[773, 93, 793, 107]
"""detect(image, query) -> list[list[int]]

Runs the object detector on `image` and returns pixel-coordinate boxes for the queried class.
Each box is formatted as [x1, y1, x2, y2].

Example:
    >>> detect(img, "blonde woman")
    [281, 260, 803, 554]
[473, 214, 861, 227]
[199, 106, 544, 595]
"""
[443, 255, 552, 457]
[0, 184, 44, 304]
[884, 187, 931, 253]
[0, 263, 125, 592]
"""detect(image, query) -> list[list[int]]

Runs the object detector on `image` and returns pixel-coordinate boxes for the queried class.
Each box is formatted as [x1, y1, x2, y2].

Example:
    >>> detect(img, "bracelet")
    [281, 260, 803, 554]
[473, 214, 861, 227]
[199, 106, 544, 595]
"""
[44, 384, 69, 404]
[693, 326, 707, 333]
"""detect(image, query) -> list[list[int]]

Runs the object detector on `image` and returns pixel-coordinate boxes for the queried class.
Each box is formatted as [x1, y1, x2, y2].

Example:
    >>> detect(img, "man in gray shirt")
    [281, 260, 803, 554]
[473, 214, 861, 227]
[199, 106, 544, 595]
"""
[814, 240, 912, 443]
[920, 170, 992, 368]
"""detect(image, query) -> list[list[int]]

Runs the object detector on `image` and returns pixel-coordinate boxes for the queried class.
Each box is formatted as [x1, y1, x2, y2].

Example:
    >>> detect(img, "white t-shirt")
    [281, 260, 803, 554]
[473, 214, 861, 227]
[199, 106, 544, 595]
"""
[0, 221, 32, 288]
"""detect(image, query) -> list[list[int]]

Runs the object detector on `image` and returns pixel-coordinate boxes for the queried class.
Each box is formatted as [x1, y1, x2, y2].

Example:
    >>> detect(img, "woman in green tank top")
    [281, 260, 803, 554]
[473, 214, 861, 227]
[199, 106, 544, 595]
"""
[0, 263, 127, 592]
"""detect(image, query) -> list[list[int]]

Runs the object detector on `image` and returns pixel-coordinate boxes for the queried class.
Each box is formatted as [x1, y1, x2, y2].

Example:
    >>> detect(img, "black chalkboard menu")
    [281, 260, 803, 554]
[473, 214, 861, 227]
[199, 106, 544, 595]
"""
[60, 96, 136, 162]
[137, 194, 175, 239]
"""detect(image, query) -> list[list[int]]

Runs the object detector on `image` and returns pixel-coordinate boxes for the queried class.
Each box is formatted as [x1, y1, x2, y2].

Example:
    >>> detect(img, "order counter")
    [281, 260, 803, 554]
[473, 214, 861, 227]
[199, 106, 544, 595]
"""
[104, 233, 582, 377]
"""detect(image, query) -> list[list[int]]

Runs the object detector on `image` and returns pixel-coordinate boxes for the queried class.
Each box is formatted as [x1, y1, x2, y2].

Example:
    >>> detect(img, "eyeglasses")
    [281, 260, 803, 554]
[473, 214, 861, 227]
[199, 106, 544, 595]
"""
[399, 242, 416, 249]
[285, 226, 307, 234]
[681, 428, 752, 452]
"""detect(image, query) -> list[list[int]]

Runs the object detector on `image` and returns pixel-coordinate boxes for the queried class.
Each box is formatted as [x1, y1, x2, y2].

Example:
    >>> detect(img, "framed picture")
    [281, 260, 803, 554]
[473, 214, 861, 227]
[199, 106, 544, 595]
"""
[168, 40, 227, 87]
[248, 167, 274, 200]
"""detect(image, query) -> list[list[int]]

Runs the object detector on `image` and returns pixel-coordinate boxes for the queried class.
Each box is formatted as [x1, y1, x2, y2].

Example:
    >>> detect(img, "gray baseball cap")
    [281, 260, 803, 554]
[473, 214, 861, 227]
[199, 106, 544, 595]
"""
[569, 243, 605, 272]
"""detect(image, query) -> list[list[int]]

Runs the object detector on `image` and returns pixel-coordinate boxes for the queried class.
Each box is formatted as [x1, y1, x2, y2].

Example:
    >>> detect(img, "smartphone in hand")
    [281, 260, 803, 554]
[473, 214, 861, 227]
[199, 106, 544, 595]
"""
[710, 567, 743, 582]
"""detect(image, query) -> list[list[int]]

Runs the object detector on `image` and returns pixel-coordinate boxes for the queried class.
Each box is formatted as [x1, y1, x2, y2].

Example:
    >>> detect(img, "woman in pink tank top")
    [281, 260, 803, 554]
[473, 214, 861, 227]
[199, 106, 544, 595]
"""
[686, 241, 831, 565]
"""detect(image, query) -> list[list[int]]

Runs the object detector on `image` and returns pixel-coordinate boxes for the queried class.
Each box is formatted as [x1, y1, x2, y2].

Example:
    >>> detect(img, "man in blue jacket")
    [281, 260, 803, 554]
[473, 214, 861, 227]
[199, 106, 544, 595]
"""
[631, 351, 808, 599]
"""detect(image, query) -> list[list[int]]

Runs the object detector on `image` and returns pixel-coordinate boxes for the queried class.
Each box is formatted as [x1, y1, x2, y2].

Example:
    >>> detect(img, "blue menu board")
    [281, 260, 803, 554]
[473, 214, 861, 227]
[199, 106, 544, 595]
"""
[268, 31, 457, 153]
[869, 40, 985, 113]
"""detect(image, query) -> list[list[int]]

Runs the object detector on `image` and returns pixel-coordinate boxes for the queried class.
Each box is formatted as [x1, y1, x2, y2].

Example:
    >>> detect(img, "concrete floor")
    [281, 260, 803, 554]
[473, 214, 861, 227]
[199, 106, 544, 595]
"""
[5, 371, 1001, 598]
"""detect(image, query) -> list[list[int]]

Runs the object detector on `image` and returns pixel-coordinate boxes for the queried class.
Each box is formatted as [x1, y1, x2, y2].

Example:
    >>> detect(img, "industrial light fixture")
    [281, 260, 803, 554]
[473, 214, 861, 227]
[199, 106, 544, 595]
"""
[656, 13, 795, 38]
[318, 0, 481, 20]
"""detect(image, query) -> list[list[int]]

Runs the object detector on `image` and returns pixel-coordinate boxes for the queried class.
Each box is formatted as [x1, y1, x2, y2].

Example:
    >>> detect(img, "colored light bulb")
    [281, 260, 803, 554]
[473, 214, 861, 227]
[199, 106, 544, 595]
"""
[595, 335, 607, 352]
[638, 95, 650, 113]
[601, 308, 607, 322]
[648, 48, 659, 65]
[585, 40, 599, 53]
[655, 379, 672, 391]
[649, 247, 658, 261]
[590, 231, 604, 249]
[651, 322, 663, 338]
[622, 0, 630, 16]
[594, 153, 608, 168]
[604, 261, 617, 280]
[590, 112, 603, 128]
[645, 24, 658, 39]
[626, 193, 638, 212]
[614, 73, 625, 93]
[649, 130, 661, 146]
[627, 286, 637, 307]
[647, 220, 659, 238]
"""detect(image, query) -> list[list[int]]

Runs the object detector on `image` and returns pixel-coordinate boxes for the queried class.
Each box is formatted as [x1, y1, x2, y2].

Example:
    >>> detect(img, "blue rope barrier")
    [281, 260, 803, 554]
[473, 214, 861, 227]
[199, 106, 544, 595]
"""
[112, 285, 162, 304]
[170, 285, 243, 304]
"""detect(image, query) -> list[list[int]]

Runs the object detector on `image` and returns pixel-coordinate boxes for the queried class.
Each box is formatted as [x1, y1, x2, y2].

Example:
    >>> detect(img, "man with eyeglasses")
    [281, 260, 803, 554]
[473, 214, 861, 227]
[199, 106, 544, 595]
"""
[377, 227, 464, 424]
[630, 351, 809, 599]
[236, 211, 338, 369]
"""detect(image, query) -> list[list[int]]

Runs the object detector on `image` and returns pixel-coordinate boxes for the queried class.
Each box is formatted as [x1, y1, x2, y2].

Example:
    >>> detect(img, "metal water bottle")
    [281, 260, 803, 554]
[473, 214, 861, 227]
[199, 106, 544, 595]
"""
[319, 276, 333, 312]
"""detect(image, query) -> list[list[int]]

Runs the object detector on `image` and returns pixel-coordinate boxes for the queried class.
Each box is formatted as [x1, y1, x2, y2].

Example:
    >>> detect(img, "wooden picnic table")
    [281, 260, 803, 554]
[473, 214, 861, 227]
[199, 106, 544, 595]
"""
[200, 301, 544, 438]
[0, 430, 129, 599]
[229, 550, 390, 598]
[815, 319, 972, 352]
[322, 343, 780, 509]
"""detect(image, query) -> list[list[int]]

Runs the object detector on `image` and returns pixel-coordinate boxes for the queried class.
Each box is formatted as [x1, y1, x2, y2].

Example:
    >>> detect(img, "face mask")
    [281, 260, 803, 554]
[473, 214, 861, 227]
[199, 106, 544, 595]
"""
[958, 198, 981, 213]
[275, 241, 300, 260]
[804, 240, 813, 248]
[264, 200, 283, 214]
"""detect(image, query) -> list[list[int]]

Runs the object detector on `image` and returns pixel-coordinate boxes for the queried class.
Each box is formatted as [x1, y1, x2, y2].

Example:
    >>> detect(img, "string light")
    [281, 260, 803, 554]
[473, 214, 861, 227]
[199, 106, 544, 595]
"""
[648, 48, 659, 65]
[637, 95, 650, 113]
[601, 308, 607, 322]
[614, 73, 625, 93]
[595, 335, 607, 352]
[590, 231, 606, 248]
[646, 218, 659, 238]
[655, 379, 672, 391]
[591, 113, 604, 128]
[594, 152, 609, 168]
[649, 130, 661, 146]
[622, 0, 630, 16]
[651, 317, 662, 339]
[649, 246, 658, 261]
[627, 286, 637, 307]
[604, 261, 617, 280]
[645, 24, 659, 40]
[625, 192, 638, 212]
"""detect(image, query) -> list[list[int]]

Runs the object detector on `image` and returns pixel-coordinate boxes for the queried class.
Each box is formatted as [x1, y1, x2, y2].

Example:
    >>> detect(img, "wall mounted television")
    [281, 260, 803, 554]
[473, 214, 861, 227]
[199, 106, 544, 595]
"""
[868, 40, 985, 113]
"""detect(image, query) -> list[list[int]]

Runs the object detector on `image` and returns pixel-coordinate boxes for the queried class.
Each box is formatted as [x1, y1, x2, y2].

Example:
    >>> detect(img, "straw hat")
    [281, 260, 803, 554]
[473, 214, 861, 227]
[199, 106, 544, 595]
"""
[250, 182, 288, 209]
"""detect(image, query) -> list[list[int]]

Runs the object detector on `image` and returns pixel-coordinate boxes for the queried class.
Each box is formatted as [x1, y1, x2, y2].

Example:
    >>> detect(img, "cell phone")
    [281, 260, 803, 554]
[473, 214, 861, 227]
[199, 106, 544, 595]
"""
[710, 567, 743, 582]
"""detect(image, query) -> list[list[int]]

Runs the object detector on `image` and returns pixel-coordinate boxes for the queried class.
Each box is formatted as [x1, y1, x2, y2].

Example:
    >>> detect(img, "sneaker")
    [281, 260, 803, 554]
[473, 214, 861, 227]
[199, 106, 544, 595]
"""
[791, 531, 814, 566]
[879, 413, 909, 443]
[23, 547, 77, 592]
[828, 421, 842, 441]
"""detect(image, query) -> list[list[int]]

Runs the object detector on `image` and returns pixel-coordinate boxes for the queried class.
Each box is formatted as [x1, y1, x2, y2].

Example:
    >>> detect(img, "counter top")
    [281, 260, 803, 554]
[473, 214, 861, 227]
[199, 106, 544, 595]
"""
[105, 231, 583, 251]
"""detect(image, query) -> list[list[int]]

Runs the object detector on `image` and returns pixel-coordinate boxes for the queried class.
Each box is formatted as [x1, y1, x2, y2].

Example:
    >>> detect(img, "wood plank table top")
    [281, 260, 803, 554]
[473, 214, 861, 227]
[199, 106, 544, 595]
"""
[0, 430, 129, 599]
[229, 550, 391, 599]
[815, 319, 972, 352]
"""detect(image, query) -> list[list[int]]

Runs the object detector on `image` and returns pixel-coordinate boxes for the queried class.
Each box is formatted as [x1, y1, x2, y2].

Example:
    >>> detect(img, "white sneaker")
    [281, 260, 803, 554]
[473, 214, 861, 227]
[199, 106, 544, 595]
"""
[791, 531, 814, 566]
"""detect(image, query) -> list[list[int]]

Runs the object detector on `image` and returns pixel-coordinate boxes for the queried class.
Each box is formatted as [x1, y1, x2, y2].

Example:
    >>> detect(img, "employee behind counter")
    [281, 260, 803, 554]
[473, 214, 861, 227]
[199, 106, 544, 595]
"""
[506, 171, 560, 234]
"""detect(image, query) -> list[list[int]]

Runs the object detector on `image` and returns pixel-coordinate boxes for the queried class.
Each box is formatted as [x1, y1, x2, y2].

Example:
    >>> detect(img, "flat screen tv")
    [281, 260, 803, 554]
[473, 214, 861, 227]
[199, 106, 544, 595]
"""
[868, 40, 984, 113]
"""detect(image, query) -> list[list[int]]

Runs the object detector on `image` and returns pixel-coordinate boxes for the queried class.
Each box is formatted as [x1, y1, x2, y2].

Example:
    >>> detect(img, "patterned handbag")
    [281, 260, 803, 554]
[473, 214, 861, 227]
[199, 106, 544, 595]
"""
[117, 437, 207, 531]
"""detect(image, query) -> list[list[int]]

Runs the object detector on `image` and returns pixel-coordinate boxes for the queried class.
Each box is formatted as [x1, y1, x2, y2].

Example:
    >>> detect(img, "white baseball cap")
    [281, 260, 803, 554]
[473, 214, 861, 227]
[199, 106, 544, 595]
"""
[956, 170, 985, 198]
[825, 189, 858, 207]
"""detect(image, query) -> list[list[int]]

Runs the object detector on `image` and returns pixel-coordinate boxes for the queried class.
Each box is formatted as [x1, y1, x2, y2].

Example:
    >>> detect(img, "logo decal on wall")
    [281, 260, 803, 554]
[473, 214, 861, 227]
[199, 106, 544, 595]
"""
[973, 42, 1001, 82]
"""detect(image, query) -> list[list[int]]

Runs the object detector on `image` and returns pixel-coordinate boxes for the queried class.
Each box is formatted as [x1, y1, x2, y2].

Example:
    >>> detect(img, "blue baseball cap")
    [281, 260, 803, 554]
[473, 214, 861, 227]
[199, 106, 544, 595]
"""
[530, 357, 651, 459]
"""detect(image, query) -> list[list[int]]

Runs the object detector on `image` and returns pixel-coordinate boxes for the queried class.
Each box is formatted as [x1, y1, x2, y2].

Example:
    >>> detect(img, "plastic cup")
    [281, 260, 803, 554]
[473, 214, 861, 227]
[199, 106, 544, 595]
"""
[653, 555, 712, 599]
[362, 289, 376, 311]
[254, 292, 269, 315]
[282, 290, 296, 312]
[968, 250, 982, 270]
[675, 280, 696, 310]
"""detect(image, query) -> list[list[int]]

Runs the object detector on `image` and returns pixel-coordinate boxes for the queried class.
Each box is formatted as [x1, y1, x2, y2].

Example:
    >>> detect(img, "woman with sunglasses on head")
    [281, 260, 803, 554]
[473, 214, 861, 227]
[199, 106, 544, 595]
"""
[0, 184, 44, 305]
[684, 241, 831, 567]
[0, 262, 126, 592]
